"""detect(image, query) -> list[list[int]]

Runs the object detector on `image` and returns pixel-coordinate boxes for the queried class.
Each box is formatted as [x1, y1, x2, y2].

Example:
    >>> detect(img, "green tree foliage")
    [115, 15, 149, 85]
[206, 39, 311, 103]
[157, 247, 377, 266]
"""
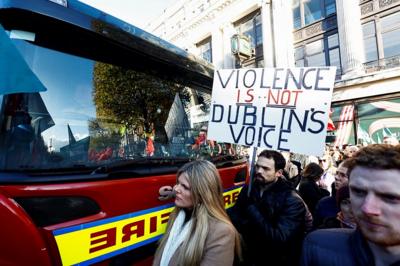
[92, 62, 188, 141]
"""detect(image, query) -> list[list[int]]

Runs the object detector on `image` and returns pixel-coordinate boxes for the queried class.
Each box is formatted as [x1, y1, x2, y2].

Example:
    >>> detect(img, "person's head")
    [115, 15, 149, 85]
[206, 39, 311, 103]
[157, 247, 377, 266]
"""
[255, 150, 286, 185]
[383, 136, 399, 146]
[318, 154, 332, 171]
[334, 159, 351, 190]
[348, 144, 400, 247]
[332, 150, 341, 163]
[302, 162, 324, 182]
[336, 184, 356, 228]
[197, 126, 207, 141]
[200, 126, 207, 134]
[336, 185, 351, 214]
[160, 160, 241, 264]
[336, 184, 350, 209]
[174, 160, 223, 210]
[346, 145, 359, 158]
[198, 131, 206, 140]
[145, 131, 154, 140]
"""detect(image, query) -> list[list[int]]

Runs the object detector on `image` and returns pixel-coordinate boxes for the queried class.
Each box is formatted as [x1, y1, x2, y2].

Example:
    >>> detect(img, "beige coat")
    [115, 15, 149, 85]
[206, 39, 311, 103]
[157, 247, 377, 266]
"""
[153, 218, 236, 266]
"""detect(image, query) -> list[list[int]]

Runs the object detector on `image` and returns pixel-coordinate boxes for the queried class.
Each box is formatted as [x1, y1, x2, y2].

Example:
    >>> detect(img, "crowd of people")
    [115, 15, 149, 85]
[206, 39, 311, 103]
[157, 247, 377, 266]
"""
[152, 142, 400, 266]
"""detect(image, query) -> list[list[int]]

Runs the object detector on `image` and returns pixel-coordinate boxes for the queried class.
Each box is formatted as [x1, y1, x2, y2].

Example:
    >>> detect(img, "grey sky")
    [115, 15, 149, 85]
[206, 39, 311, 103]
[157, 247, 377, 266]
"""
[79, 0, 177, 29]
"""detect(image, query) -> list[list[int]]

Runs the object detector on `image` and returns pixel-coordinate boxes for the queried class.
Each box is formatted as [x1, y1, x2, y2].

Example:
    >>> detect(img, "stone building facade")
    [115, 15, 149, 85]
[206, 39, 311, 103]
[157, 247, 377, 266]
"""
[147, 0, 400, 145]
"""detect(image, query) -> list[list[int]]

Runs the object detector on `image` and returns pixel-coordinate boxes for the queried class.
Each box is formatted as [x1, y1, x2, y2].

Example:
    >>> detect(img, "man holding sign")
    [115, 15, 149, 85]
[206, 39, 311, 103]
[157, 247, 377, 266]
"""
[229, 149, 307, 266]
[212, 67, 336, 265]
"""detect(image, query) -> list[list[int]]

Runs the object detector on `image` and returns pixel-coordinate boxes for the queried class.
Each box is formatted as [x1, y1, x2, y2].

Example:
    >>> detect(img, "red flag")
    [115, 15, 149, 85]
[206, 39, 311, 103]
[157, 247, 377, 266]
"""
[327, 109, 336, 131]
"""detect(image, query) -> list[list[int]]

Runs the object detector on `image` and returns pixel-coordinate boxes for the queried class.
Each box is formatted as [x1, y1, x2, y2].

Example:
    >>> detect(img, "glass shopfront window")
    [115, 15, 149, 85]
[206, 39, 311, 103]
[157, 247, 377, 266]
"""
[330, 104, 356, 147]
[329, 97, 400, 146]
[357, 98, 400, 144]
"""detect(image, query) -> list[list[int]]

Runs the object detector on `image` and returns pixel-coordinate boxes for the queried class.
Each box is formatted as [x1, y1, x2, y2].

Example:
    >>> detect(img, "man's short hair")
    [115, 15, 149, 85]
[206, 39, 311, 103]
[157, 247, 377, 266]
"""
[338, 158, 352, 170]
[347, 144, 400, 176]
[258, 149, 286, 172]
[302, 162, 324, 182]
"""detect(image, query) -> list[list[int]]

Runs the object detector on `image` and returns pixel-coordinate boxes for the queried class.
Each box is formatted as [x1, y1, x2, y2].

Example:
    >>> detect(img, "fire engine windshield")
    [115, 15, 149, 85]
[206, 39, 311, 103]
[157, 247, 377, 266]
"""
[0, 25, 242, 172]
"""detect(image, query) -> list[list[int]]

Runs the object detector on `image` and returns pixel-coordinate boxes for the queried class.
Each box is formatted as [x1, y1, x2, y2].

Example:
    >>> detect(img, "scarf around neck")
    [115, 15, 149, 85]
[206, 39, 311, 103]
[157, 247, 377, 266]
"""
[160, 210, 192, 266]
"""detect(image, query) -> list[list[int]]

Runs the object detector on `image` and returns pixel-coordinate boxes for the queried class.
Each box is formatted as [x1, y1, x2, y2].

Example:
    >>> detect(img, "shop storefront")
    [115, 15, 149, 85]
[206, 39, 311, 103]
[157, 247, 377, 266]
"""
[327, 71, 400, 146]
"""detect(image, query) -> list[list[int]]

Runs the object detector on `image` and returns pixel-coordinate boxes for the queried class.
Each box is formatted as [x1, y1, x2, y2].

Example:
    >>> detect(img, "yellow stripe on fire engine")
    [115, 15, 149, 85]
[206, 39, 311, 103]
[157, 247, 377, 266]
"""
[223, 186, 242, 209]
[53, 186, 242, 266]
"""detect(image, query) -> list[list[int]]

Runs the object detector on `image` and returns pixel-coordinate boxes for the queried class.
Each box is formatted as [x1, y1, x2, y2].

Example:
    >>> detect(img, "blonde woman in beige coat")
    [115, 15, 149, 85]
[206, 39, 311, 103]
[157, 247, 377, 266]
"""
[153, 160, 241, 266]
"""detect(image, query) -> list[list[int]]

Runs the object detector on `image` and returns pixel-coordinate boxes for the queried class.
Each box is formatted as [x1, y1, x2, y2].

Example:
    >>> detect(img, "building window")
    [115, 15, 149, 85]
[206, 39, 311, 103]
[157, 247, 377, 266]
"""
[197, 37, 212, 63]
[305, 39, 325, 66]
[234, 11, 263, 67]
[362, 11, 400, 65]
[294, 47, 305, 67]
[327, 34, 341, 71]
[236, 13, 263, 49]
[293, 0, 301, 29]
[293, 0, 336, 29]
[381, 12, 400, 58]
[304, 0, 322, 25]
[362, 21, 378, 62]
[295, 32, 341, 74]
[324, 0, 336, 16]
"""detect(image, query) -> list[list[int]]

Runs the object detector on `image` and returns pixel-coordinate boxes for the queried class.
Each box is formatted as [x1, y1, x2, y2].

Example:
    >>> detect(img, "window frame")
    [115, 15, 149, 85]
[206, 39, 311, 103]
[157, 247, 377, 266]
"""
[362, 11, 400, 63]
[293, 0, 337, 30]
[233, 10, 263, 68]
[196, 36, 213, 63]
[362, 21, 379, 63]
[294, 31, 342, 74]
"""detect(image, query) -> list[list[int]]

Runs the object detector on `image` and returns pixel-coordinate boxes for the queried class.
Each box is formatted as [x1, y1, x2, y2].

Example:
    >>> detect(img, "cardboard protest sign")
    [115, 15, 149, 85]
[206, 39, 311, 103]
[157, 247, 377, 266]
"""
[207, 67, 336, 156]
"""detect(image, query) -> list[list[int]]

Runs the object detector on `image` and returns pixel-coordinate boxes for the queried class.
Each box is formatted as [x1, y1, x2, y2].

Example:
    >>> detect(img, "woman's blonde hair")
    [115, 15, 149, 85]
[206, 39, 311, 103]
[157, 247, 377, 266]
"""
[155, 159, 241, 265]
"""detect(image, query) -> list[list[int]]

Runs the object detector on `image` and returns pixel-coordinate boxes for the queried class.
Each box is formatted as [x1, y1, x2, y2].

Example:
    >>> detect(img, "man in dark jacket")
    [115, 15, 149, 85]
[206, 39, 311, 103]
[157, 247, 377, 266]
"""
[229, 149, 307, 266]
[301, 144, 400, 266]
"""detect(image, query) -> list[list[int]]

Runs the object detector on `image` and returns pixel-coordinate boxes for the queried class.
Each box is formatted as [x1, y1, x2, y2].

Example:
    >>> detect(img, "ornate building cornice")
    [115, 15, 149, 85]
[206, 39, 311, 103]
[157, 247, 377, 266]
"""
[379, 0, 400, 8]
[170, 0, 238, 42]
[293, 15, 337, 43]
[360, 0, 400, 17]
[361, 1, 374, 15]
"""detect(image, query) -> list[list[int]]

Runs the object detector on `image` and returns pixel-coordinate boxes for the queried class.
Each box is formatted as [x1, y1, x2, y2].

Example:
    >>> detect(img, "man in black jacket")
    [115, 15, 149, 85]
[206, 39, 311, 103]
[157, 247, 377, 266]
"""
[229, 149, 307, 266]
[301, 144, 400, 266]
